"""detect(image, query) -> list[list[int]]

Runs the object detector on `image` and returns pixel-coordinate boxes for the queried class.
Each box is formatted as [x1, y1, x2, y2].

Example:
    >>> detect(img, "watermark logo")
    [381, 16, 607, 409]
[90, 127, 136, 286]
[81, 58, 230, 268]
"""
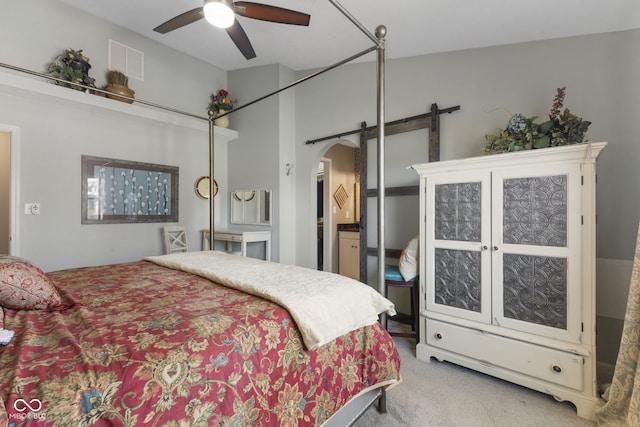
[14, 399, 43, 412]
[9, 398, 47, 421]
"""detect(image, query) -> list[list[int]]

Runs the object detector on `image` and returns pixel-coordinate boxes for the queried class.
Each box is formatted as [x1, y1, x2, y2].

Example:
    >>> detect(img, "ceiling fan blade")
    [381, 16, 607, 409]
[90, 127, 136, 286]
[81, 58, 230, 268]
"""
[153, 7, 204, 34]
[226, 20, 256, 60]
[233, 2, 310, 26]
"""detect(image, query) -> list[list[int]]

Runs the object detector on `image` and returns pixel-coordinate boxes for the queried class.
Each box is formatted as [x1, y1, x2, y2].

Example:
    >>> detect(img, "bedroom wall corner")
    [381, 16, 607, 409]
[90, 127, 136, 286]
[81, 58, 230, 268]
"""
[227, 64, 283, 261]
[277, 65, 297, 265]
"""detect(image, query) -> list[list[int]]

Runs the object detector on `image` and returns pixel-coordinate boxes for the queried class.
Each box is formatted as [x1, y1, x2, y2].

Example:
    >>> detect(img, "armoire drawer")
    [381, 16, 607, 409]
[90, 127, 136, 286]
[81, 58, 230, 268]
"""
[426, 319, 584, 391]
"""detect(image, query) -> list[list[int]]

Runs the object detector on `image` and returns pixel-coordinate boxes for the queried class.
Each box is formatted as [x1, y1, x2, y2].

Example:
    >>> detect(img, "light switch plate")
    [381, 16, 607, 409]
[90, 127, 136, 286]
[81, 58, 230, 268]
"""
[25, 203, 41, 215]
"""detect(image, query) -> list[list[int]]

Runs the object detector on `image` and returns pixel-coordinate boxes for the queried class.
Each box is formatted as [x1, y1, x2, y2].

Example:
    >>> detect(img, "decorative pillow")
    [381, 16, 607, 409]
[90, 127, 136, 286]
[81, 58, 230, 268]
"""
[398, 236, 419, 281]
[0, 255, 62, 310]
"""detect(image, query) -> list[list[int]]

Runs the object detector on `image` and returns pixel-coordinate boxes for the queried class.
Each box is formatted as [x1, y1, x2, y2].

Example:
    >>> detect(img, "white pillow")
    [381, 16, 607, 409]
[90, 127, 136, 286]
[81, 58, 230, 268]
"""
[398, 236, 419, 281]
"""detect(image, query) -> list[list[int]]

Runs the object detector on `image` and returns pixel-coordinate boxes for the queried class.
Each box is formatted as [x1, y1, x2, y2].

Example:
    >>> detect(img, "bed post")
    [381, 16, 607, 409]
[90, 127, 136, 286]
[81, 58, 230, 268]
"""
[326, 3, 389, 413]
[379, 388, 388, 413]
[208, 110, 215, 249]
[375, 25, 387, 415]
[375, 25, 386, 302]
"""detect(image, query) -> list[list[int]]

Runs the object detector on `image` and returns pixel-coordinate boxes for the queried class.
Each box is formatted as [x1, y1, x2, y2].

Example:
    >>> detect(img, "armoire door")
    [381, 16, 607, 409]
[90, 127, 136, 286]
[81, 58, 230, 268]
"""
[491, 164, 583, 343]
[425, 171, 492, 324]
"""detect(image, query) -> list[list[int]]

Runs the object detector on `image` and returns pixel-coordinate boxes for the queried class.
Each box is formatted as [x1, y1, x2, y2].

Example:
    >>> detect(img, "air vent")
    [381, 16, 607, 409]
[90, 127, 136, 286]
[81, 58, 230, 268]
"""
[108, 39, 144, 81]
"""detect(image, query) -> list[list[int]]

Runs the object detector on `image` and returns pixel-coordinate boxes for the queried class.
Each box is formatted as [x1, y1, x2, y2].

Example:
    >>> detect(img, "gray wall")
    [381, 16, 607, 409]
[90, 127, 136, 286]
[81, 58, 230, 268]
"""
[277, 65, 297, 265]
[0, 0, 229, 271]
[227, 64, 298, 264]
[294, 28, 640, 275]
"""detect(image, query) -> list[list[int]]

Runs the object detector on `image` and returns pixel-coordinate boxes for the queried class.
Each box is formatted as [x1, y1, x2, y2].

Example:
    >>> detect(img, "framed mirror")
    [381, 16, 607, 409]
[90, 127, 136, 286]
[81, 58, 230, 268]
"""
[230, 188, 272, 225]
[194, 176, 218, 199]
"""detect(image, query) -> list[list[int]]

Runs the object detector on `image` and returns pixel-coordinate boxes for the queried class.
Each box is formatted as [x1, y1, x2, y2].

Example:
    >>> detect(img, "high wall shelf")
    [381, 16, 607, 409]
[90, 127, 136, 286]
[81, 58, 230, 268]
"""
[0, 69, 237, 142]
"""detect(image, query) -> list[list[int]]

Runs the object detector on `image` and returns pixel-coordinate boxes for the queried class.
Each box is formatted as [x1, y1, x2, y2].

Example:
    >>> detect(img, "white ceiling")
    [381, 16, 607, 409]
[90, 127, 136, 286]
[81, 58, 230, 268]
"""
[58, 0, 640, 71]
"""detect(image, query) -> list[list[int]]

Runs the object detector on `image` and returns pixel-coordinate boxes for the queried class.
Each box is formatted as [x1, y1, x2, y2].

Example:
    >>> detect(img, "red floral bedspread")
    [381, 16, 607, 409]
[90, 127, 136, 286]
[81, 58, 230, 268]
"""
[0, 261, 400, 426]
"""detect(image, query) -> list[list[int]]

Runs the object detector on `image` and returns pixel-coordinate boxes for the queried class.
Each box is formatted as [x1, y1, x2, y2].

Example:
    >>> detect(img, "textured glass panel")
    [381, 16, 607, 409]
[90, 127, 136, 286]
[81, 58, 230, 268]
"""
[503, 175, 567, 247]
[434, 248, 481, 312]
[503, 254, 567, 329]
[435, 182, 481, 242]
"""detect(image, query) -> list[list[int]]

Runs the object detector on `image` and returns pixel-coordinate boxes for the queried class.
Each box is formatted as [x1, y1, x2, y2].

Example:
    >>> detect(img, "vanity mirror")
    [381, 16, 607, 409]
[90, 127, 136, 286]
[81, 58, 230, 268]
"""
[230, 189, 272, 226]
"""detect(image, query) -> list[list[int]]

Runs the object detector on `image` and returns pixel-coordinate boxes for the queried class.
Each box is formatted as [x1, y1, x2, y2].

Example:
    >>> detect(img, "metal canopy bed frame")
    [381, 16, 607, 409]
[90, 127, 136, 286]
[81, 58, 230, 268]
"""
[0, 1, 404, 423]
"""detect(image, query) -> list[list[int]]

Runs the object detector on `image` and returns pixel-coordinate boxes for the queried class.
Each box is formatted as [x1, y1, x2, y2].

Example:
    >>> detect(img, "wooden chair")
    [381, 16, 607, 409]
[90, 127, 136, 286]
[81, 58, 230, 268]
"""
[385, 264, 419, 339]
[163, 225, 188, 254]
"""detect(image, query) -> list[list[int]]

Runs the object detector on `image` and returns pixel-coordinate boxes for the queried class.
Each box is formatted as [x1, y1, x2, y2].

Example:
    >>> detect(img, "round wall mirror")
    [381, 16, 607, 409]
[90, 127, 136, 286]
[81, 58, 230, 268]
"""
[195, 176, 218, 199]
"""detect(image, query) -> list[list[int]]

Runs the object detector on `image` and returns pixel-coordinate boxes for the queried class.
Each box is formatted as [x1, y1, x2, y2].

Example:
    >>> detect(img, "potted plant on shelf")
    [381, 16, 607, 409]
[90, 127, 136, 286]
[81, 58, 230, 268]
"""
[46, 48, 96, 92]
[483, 87, 591, 155]
[207, 89, 234, 128]
[104, 70, 135, 104]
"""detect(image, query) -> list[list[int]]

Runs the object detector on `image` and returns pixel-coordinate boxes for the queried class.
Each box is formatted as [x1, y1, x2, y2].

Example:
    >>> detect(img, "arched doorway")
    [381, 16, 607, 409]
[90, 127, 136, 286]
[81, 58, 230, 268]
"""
[313, 139, 359, 273]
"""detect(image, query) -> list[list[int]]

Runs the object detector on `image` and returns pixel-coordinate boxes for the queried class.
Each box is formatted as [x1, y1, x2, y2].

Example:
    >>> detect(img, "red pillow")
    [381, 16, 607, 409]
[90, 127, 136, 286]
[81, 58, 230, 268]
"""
[0, 255, 62, 310]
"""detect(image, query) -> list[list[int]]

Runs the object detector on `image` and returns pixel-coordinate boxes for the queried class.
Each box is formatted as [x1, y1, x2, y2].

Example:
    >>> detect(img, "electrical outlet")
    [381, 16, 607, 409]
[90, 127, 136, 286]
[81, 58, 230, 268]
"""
[25, 203, 41, 215]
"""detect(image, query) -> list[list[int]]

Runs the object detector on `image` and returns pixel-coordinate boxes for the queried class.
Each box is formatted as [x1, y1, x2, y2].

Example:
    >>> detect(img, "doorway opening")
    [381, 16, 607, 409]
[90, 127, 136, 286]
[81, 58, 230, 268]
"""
[0, 126, 19, 255]
[317, 158, 332, 271]
[314, 140, 359, 274]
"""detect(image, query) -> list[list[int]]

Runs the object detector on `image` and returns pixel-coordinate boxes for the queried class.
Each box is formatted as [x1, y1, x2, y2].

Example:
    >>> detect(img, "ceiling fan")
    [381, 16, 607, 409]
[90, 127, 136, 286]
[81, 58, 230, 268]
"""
[153, 0, 311, 60]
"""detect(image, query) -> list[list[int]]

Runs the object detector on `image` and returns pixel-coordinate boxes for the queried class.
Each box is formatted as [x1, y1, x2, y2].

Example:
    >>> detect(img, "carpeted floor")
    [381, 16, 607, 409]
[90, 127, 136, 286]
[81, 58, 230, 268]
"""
[353, 322, 595, 427]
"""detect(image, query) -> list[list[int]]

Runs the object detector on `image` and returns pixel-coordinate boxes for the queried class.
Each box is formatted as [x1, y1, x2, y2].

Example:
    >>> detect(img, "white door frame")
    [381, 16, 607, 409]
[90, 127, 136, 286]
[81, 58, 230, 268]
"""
[321, 157, 332, 272]
[0, 124, 20, 255]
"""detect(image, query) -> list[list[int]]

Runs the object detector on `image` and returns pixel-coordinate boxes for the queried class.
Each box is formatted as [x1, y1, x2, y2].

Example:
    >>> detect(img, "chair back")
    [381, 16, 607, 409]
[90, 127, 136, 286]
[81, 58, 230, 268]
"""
[163, 225, 188, 254]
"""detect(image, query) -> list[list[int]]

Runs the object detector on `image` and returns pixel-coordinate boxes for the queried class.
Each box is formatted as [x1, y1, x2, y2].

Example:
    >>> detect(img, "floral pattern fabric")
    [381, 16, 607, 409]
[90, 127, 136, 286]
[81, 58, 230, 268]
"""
[596, 223, 640, 426]
[0, 261, 401, 426]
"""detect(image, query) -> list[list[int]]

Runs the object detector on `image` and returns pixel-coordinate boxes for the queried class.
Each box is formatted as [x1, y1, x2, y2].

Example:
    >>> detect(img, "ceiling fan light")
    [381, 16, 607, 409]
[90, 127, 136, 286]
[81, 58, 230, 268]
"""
[203, 0, 235, 29]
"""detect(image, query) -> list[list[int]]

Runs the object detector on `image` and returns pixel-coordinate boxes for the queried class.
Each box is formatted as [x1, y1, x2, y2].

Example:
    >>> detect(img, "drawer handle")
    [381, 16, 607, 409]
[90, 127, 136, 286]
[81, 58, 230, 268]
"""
[551, 364, 562, 373]
[435, 332, 443, 340]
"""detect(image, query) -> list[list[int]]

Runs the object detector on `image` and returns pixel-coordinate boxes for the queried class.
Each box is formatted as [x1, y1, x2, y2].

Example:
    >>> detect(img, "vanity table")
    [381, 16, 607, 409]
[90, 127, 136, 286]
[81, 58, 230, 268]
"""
[201, 229, 271, 261]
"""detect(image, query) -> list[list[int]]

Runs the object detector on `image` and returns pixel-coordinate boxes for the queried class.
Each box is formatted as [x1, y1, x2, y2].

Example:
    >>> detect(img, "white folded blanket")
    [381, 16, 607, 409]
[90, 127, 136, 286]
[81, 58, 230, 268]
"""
[145, 251, 396, 350]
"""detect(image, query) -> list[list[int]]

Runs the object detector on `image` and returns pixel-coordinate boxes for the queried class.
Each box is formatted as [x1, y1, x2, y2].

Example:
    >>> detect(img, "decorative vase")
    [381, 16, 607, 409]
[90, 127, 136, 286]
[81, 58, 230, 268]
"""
[105, 84, 135, 104]
[214, 109, 230, 128]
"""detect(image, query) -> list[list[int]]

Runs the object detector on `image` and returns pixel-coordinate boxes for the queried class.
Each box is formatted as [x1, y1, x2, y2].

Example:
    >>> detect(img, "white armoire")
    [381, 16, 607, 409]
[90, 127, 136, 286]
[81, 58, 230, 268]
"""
[411, 142, 607, 420]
